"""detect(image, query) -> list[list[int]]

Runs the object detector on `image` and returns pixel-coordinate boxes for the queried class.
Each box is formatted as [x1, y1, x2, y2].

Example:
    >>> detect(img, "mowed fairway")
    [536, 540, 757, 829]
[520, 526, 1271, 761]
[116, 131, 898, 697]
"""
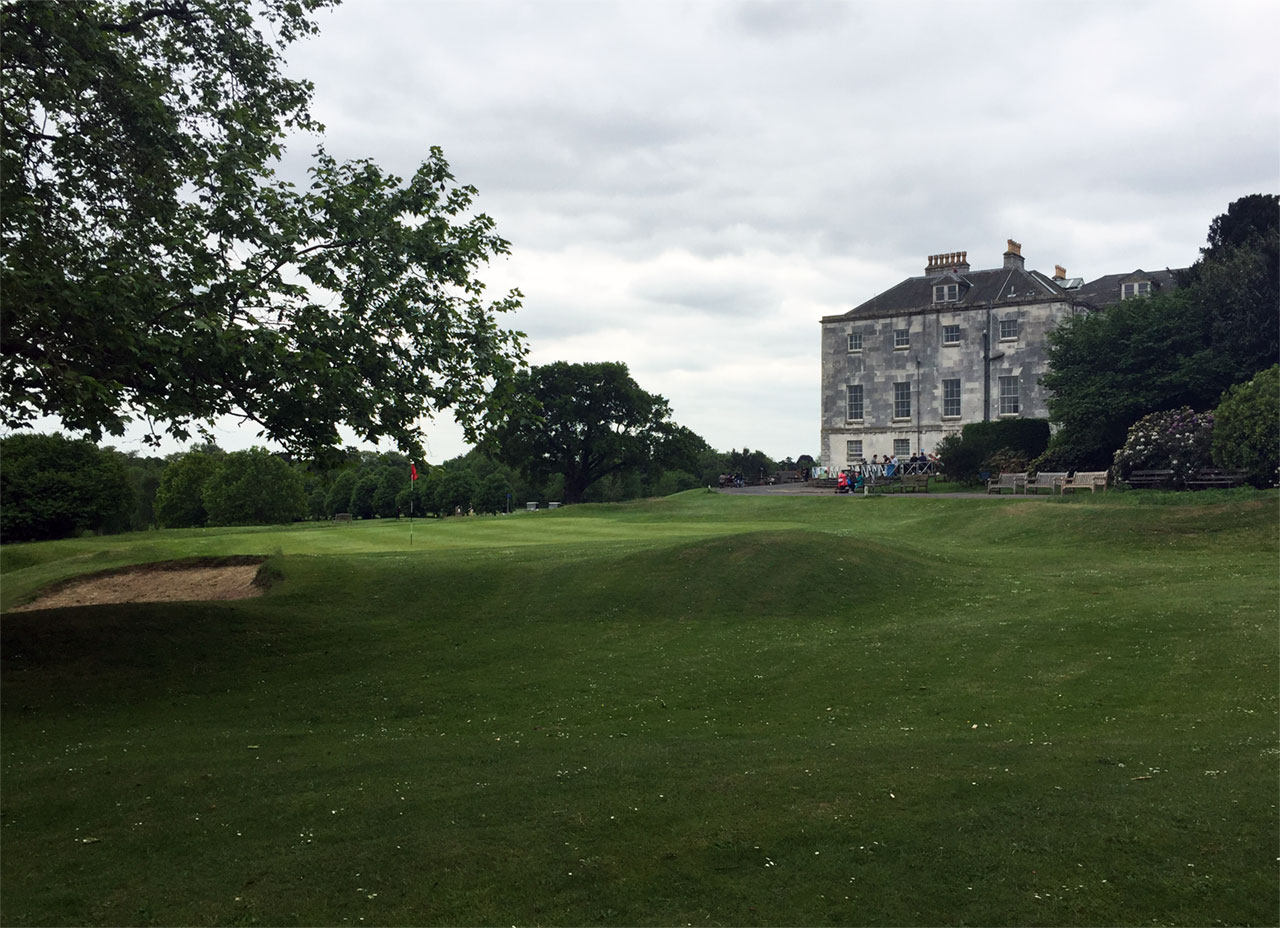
[2, 492, 1276, 926]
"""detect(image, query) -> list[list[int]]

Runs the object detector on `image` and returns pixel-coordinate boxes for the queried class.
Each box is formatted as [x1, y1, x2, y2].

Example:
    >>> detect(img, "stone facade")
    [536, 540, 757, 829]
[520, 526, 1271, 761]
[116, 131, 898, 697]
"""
[818, 241, 1179, 465]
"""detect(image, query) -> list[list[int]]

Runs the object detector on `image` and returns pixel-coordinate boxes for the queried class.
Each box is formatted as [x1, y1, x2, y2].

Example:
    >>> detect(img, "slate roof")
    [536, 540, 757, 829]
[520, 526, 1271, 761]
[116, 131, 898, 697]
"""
[823, 266, 1067, 322]
[822, 265, 1186, 322]
[1068, 268, 1183, 308]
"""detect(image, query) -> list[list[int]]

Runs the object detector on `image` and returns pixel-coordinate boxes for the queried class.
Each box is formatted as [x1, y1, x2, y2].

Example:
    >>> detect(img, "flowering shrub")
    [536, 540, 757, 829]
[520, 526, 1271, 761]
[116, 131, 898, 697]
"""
[982, 447, 1030, 476]
[1112, 407, 1214, 488]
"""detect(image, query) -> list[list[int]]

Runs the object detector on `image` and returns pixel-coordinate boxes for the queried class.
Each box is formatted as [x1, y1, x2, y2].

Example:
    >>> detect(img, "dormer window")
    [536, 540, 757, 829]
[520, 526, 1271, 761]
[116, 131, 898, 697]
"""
[934, 283, 959, 303]
[1122, 281, 1151, 300]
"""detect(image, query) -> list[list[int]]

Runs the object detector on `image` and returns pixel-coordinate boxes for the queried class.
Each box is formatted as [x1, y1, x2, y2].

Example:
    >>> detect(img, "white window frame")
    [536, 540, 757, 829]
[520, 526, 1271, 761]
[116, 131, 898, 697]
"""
[942, 324, 961, 345]
[847, 331, 863, 352]
[942, 378, 961, 418]
[893, 328, 910, 350]
[893, 439, 911, 456]
[893, 382, 911, 420]
[1122, 281, 1151, 300]
[846, 440, 863, 462]
[999, 319, 1019, 341]
[998, 376, 1020, 416]
[933, 283, 959, 303]
[845, 384, 863, 421]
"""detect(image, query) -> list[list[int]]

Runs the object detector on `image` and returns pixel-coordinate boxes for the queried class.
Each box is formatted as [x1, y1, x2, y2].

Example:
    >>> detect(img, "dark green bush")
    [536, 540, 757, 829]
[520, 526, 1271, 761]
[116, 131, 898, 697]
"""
[961, 419, 1051, 459]
[938, 420, 1050, 483]
[1212, 365, 1279, 487]
[0, 433, 133, 541]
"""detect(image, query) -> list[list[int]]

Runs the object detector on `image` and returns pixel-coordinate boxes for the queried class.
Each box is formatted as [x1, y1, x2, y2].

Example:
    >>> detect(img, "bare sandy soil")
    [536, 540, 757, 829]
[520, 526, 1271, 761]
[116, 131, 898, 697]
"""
[10, 564, 265, 612]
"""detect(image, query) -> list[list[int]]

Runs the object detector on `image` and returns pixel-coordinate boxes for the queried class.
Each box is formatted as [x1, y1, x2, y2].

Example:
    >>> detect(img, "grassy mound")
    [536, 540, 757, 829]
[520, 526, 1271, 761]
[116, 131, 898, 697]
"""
[2, 493, 1276, 926]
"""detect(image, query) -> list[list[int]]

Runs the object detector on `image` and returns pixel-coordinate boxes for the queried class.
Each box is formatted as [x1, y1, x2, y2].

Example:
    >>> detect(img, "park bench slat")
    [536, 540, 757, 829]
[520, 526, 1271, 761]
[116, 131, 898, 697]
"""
[1026, 472, 1068, 494]
[1062, 471, 1108, 493]
[986, 472, 1027, 494]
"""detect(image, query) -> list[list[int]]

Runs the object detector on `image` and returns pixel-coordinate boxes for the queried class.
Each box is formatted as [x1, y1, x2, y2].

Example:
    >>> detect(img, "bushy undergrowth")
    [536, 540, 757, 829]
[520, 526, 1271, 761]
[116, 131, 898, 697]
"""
[1211, 364, 1279, 486]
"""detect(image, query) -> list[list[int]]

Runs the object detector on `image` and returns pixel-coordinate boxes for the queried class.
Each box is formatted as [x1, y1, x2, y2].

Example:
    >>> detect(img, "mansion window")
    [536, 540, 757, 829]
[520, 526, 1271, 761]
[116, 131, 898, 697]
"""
[942, 324, 961, 345]
[999, 376, 1020, 416]
[933, 283, 959, 302]
[893, 439, 911, 456]
[846, 440, 863, 462]
[893, 382, 911, 420]
[1122, 281, 1151, 300]
[846, 384, 863, 421]
[893, 328, 910, 349]
[999, 319, 1019, 341]
[942, 378, 961, 418]
[847, 331, 863, 352]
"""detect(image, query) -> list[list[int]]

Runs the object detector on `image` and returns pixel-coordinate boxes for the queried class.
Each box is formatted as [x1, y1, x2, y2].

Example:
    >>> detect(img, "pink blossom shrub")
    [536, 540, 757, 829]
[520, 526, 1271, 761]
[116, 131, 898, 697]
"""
[1112, 407, 1215, 488]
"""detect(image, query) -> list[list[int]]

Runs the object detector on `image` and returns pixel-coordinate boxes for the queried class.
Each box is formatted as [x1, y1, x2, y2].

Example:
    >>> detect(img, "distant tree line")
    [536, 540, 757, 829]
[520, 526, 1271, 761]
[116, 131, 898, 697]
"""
[0, 426, 809, 543]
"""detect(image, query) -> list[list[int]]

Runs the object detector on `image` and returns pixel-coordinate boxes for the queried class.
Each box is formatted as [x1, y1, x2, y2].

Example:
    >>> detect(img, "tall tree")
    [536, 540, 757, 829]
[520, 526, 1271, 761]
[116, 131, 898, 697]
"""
[1, 0, 525, 457]
[201, 447, 306, 526]
[154, 446, 223, 528]
[493, 361, 676, 504]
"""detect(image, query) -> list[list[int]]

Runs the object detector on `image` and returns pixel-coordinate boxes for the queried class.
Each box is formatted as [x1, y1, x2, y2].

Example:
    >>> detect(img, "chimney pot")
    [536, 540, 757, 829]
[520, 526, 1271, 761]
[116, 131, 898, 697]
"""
[1054, 264, 1067, 280]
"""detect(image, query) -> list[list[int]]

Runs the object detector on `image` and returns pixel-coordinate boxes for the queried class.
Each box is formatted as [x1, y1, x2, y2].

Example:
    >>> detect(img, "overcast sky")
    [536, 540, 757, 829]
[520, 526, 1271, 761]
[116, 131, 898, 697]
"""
[102, 0, 1280, 462]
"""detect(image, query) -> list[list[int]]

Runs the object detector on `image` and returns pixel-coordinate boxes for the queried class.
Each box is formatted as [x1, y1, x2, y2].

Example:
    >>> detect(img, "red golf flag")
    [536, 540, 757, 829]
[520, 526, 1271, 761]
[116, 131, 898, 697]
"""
[410, 463, 418, 481]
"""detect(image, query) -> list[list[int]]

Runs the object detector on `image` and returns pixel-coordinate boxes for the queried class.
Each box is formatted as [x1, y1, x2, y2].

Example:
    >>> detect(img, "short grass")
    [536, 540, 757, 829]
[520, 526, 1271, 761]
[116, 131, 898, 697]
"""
[2, 491, 1277, 926]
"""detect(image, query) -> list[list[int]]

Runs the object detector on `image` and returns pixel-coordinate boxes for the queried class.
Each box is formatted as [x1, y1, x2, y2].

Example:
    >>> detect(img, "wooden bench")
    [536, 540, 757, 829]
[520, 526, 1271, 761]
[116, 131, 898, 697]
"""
[986, 472, 1027, 495]
[1025, 471, 1067, 495]
[1127, 469, 1174, 488]
[900, 474, 929, 493]
[1185, 468, 1247, 489]
[1062, 471, 1108, 493]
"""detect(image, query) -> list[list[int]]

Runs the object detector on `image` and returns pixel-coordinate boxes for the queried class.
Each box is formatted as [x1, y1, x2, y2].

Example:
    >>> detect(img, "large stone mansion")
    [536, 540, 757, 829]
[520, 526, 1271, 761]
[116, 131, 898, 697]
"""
[819, 240, 1180, 465]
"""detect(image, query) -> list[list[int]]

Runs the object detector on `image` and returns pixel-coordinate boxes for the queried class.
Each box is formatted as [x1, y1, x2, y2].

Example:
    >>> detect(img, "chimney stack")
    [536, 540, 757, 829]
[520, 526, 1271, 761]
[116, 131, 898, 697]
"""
[1054, 265, 1067, 281]
[925, 250, 970, 277]
[1003, 239, 1025, 271]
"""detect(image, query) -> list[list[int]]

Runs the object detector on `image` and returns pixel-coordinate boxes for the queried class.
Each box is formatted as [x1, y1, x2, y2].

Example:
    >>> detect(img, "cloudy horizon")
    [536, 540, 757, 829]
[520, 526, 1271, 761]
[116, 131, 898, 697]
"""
[32, 0, 1280, 464]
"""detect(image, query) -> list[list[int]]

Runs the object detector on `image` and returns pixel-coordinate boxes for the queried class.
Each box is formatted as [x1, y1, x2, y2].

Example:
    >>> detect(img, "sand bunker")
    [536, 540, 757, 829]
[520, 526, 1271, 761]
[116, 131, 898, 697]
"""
[11, 559, 268, 612]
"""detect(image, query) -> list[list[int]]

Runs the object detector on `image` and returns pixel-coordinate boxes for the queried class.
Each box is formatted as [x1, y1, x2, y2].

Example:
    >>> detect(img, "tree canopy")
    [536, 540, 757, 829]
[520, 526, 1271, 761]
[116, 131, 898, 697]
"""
[1, 0, 525, 457]
[201, 447, 306, 525]
[492, 361, 678, 504]
[1042, 194, 1279, 468]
